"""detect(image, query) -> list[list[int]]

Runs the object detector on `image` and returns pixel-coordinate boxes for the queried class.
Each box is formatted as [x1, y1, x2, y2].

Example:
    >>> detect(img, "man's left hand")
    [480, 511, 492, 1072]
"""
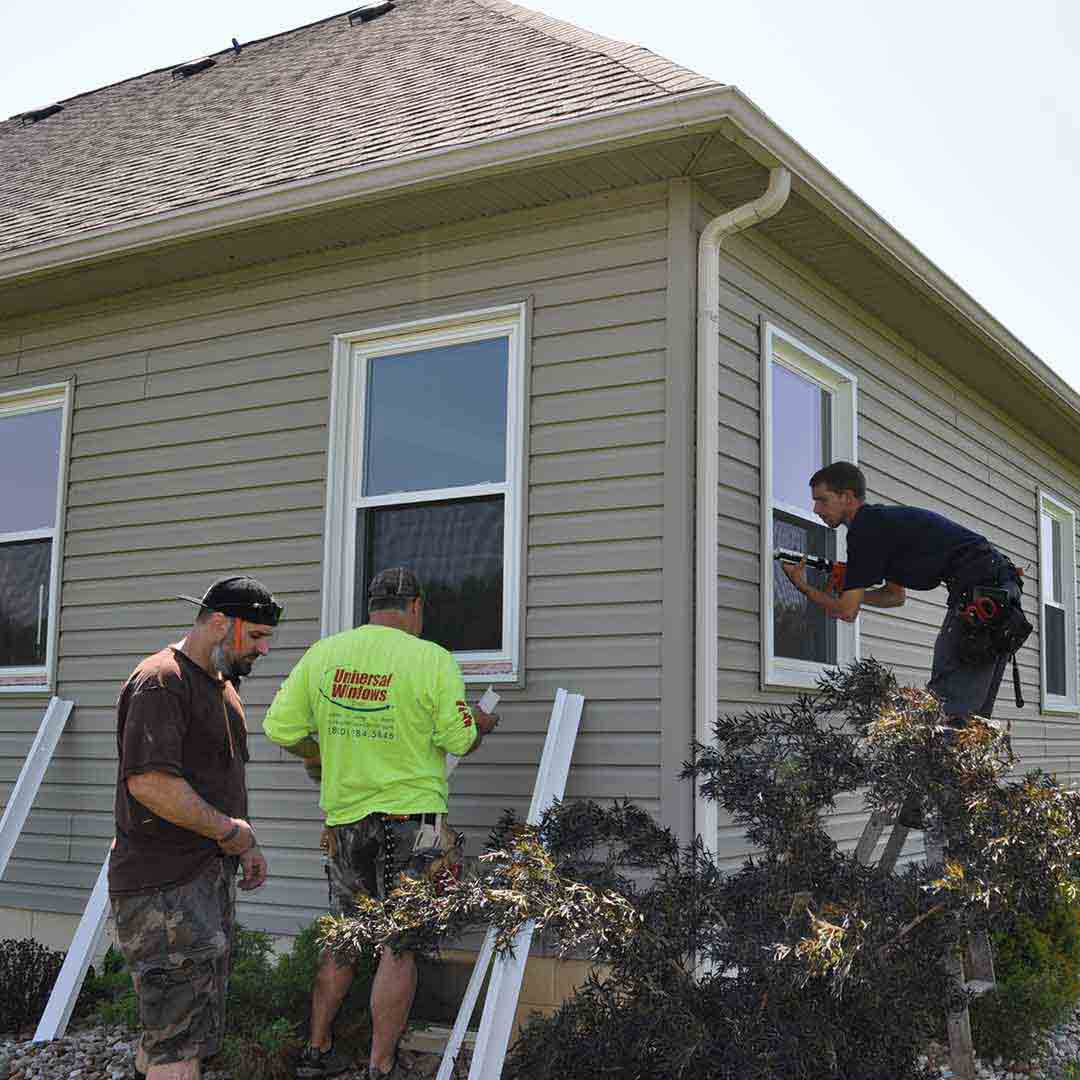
[781, 557, 808, 591]
[238, 845, 268, 891]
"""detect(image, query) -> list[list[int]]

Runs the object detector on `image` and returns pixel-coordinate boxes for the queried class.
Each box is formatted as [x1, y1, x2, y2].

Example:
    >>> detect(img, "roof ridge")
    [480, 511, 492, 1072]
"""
[465, 0, 717, 94]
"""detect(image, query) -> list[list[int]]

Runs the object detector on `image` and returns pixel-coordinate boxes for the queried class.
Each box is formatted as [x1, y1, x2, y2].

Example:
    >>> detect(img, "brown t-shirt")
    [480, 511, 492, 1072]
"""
[108, 646, 250, 896]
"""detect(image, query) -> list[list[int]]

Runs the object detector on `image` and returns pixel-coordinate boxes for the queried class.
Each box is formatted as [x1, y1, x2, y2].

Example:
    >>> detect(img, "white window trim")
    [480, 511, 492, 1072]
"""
[0, 381, 73, 695]
[1038, 489, 1079, 714]
[322, 304, 527, 684]
[760, 323, 859, 691]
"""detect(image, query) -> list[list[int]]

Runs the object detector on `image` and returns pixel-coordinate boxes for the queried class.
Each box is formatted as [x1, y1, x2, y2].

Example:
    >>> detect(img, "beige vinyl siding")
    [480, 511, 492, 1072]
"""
[0, 185, 669, 934]
[704, 206, 1080, 870]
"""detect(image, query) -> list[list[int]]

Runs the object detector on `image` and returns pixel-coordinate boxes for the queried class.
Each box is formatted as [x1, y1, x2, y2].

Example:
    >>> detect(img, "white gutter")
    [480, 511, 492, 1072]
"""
[694, 167, 791, 856]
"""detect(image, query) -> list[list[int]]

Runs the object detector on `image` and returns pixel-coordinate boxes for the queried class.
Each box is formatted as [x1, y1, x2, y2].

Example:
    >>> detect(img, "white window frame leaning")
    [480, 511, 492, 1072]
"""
[1038, 489, 1079, 714]
[0, 381, 74, 694]
[760, 322, 859, 691]
[322, 304, 527, 684]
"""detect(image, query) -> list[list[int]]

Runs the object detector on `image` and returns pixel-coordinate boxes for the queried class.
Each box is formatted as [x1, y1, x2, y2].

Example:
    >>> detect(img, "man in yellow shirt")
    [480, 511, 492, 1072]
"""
[263, 567, 498, 1080]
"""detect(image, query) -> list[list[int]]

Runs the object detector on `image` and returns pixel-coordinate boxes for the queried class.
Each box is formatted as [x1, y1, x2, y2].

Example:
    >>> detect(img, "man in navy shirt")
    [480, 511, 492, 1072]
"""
[781, 461, 1022, 723]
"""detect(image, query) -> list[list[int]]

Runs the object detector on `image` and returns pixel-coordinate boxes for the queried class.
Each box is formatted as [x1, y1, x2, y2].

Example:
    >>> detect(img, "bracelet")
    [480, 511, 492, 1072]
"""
[220, 823, 240, 845]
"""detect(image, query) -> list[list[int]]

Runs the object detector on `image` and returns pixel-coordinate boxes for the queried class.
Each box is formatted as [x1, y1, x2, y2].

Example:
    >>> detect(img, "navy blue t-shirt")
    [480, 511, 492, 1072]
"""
[843, 505, 990, 592]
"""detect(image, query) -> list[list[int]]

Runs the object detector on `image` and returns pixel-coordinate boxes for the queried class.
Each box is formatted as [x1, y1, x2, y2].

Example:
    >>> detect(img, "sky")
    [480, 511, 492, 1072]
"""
[2, 0, 1078, 396]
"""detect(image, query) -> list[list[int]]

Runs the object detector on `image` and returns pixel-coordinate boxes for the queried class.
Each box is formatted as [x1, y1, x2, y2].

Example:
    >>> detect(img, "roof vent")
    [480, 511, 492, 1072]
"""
[348, 1, 393, 25]
[171, 56, 216, 79]
[18, 103, 63, 126]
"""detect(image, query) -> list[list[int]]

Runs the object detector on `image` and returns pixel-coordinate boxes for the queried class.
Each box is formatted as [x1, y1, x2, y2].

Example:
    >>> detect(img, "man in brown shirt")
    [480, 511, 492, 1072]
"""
[109, 576, 282, 1080]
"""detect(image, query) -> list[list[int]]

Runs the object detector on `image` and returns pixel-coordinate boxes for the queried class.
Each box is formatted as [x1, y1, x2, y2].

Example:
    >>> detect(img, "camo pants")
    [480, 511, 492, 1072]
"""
[111, 856, 236, 1066]
[325, 813, 462, 916]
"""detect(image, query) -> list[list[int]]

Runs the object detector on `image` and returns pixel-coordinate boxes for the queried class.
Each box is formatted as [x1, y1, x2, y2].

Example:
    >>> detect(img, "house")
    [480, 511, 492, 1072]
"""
[2, 0, 1079, 1024]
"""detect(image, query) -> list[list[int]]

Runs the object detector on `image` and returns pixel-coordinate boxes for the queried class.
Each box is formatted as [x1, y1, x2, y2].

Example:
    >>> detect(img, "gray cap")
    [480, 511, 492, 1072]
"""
[368, 566, 423, 599]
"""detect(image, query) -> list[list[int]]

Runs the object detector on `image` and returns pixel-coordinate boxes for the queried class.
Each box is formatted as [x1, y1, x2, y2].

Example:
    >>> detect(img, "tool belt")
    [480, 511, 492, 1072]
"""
[948, 550, 1032, 708]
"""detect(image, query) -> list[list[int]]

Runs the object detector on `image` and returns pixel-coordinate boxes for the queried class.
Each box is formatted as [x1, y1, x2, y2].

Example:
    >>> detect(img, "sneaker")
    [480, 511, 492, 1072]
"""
[296, 1042, 353, 1078]
[369, 1052, 414, 1079]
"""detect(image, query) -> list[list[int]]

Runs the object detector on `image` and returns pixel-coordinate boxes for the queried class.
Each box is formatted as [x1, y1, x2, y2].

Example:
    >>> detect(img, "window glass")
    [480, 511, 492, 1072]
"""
[773, 511, 837, 664]
[0, 408, 63, 533]
[1051, 517, 1064, 605]
[358, 495, 504, 652]
[772, 364, 829, 513]
[1045, 604, 1067, 697]
[363, 338, 509, 496]
[0, 539, 51, 667]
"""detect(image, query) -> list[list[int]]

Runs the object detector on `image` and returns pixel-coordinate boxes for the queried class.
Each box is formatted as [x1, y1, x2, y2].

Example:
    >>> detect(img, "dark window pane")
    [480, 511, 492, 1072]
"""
[364, 338, 508, 496]
[358, 496, 504, 653]
[1045, 603, 1067, 697]
[0, 408, 62, 532]
[1051, 518, 1064, 605]
[773, 510, 837, 665]
[0, 539, 51, 668]
[772, 364, 830, 513]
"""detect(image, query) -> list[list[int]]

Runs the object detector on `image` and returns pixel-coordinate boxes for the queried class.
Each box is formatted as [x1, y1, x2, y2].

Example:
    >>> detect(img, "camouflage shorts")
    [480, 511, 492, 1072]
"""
[325, 813, 462, 917]
[111, 855, 236, 1066]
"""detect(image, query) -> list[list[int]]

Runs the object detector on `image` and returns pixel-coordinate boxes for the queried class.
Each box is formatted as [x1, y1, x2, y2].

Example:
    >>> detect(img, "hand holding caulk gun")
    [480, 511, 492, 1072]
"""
[774, 548, 847, 596]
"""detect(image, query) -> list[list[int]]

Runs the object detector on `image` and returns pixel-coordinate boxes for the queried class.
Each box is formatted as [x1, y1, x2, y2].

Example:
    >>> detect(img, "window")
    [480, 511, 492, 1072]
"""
[760, 324, 858, 690]
[323, 306, 525, 682]
[0, 384, 71, 692]
[1039, 491, 1078, 712]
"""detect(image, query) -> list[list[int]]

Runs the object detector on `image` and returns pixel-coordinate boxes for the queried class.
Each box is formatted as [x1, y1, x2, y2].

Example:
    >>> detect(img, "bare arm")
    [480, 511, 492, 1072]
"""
[781, 561, 864, 623]
[861, 581, 907, 608]
[126, 771, 254, 854]
[280, 735, 322, 782]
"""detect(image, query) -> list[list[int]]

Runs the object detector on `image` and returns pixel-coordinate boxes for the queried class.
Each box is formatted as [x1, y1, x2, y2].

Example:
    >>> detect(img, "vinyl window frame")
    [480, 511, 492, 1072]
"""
[760, 323, 859, 691]
[1038, 489, 1078, 714]
[321, 304, 527, 684]
[0, 381, 74, 695]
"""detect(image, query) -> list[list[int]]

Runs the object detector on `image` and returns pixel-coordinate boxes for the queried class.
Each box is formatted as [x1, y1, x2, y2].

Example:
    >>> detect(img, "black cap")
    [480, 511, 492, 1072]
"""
[368, 566, 423, 600]
[178, 576, 284, 626]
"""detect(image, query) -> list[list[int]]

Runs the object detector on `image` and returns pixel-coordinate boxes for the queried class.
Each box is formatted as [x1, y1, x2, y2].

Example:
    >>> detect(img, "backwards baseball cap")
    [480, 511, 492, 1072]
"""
[178, 576, 284, 626]
[368, 566, 423, 600]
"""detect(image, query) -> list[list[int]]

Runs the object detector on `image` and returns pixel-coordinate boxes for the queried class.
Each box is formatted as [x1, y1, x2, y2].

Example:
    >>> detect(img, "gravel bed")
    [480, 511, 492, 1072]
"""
[10, 1015, 1074, 1079]
[0, 1026, 453, 1080]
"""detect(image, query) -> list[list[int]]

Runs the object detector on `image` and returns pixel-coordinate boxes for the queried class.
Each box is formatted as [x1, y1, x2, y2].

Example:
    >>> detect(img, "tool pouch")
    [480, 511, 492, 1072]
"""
[409, 814, 464, 884]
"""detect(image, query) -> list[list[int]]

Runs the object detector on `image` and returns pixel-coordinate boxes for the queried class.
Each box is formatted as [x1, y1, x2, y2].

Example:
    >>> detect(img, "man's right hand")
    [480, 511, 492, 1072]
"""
[218, 817, 256, 855]
[474, 706, 499, 736]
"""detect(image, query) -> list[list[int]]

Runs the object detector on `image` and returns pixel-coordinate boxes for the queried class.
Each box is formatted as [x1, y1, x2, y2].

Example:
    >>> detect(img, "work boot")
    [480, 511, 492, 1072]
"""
[296, 1041, 352, 1078]
[896, 793, 926, 831]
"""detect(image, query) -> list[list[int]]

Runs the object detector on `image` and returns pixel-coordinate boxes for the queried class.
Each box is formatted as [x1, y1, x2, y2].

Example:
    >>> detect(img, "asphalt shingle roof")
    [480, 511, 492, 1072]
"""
[0, 0, 718, 257]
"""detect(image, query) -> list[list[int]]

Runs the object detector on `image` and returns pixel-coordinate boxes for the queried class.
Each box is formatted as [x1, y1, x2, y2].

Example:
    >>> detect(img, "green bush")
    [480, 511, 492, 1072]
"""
[0, 938, 65, 1034]
[971, 893, 1080, 1062]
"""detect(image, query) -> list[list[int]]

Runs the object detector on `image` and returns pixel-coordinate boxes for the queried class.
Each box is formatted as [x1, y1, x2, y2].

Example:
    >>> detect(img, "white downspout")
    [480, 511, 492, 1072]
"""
[694, 167, 792, 856]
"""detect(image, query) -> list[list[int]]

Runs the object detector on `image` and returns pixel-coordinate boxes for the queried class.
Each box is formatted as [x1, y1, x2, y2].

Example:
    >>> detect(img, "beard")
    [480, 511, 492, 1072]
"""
[210, 640, 256, 680]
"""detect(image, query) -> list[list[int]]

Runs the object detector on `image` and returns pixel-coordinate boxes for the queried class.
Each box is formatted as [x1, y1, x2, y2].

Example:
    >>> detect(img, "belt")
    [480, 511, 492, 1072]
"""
[385, 812, 439, 825]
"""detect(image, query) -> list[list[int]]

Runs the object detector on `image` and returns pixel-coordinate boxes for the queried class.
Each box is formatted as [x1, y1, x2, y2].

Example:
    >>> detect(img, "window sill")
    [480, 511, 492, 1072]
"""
[1041, 701, 1080, 717]
[0, 683, 53, 696]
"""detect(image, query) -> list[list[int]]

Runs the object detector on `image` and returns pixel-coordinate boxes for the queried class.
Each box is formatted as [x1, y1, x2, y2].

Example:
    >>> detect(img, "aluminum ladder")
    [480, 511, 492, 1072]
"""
[855, 809, 995, 1080]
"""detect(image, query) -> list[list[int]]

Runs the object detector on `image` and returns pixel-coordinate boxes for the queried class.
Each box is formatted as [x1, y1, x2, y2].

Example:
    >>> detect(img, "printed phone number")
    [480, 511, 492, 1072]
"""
[329, 726, 396, 741]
